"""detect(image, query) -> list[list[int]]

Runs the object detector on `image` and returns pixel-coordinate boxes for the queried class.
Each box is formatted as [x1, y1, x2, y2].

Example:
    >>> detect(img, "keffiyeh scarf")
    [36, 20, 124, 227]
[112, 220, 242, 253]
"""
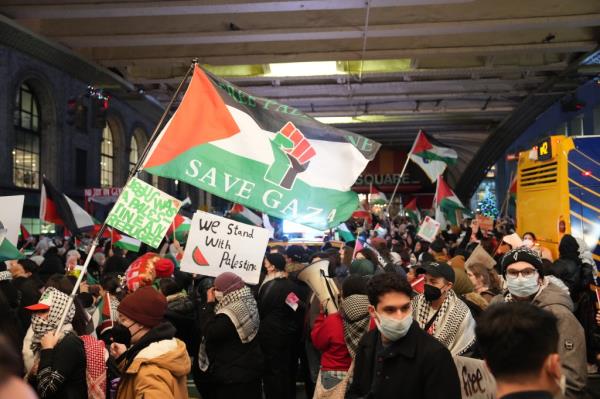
[30, 288, 75, 353]
[413, 289, 476, 356]
[340, 294, 371, 358]
[198, 286, 260, 372]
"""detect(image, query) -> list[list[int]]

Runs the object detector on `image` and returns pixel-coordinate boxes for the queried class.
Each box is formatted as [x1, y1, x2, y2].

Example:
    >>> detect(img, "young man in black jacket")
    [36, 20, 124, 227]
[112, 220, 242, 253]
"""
[347, 272, 461, 399]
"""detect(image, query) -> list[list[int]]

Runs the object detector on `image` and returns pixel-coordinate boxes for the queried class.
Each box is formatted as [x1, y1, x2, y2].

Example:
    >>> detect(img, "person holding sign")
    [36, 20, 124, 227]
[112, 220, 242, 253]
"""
[195, 272, 263, 399]
[476, 303, 565, 399]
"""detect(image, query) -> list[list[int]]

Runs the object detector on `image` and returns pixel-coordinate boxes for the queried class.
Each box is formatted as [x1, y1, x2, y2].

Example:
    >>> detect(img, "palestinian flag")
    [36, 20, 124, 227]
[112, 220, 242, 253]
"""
[229, 204, 262, 227]
[337, 223, 355, 242]
[404, 198, 421, 225]
[20, 224, 30, 240]
[435, 176, 466, 226]
[114, 235, 141, 252]
[40, 178, 94, 235]
[0, 231, 24, 262]
[369, 186, 387, 205]
[166, 214, 191, 241]
[142, 66, 380, 230]
[352, 201, 372, 222]
[509, 175, 517, 203]
[409, 130, 457, 182]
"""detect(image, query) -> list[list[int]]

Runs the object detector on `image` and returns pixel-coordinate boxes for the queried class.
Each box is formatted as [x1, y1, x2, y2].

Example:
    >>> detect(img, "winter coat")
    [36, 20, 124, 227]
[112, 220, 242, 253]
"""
[197, 302, 264, 385]
[552, 258, 581, 297]
[164, 293, 197, 355]
[116, 338, 191, 399]
[347, 321, 461, 399]
[311, 312, 352, 371]
[258, 277, 302, 337]
[32, 332, 88, 399]
[12, 276, 42, 330]
[492, 282, 587, 398]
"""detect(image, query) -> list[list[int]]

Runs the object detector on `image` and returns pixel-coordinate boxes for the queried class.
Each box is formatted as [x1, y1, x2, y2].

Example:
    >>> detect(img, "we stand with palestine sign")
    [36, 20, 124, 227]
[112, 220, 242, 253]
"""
[180, 211, 270, 284]
[105, 177, 181, 248]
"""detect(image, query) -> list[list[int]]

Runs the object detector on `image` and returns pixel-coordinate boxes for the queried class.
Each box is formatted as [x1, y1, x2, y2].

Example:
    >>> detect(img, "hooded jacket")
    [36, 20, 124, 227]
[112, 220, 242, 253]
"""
[492, 282, 587, 398]
[117, 338, 191, 399]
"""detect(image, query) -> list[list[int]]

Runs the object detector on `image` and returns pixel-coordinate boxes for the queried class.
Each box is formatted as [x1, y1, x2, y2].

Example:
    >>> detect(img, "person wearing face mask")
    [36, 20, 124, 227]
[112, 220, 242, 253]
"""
[412, 261, 477, 356]
[109, 286, 191, 399]
[477, 302, 566, 399]
[347, 272, 460, 399]
[523, 232, 554, 261]
[491, 247, 587, 398]
[194, 272, 263, 399]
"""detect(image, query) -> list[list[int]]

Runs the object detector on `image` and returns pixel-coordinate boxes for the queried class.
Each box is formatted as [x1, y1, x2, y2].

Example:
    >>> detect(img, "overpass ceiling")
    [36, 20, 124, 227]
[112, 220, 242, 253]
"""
[1, 0, 600, 194]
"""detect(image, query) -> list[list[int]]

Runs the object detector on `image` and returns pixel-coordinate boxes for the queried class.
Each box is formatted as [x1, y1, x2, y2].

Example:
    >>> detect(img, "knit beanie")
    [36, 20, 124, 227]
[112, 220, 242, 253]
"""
[214, 272, 245, 295]
[118, 286, 167, 328]
[266, 253, 287, 271]
[341, 275, 368, 298]
[501, 247, 544, 276]
[349, 259, 375, 277]
[155, 258, 175, 278]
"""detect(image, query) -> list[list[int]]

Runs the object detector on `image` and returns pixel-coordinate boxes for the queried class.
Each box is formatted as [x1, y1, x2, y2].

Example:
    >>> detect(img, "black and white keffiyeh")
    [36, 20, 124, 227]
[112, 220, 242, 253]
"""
[340, 294, 371, 357]
[413, 289, 476, 356]
[30, 287, 75, 353]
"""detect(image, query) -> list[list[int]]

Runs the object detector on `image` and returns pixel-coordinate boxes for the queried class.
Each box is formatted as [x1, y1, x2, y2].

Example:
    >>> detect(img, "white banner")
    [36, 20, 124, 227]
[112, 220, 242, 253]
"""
[416, 215, 441, 243]
[453, 356, 496, 399]
[0, 195, 24, 245]
[181, 211, 270, 284]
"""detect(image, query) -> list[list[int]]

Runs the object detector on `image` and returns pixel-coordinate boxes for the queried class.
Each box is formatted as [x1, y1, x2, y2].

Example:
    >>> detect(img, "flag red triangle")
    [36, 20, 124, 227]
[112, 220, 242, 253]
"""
[191, 246, 210, 266]
[435, 177, 455, 205]
[144, 66, 241, 169]
[405, 198, 418, 211]
[411, 130, 434, 154]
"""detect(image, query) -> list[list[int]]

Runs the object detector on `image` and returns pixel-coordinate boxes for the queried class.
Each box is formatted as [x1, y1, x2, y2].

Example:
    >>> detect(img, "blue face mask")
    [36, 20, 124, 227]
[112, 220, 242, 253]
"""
[506, 273, 540, 298]
[374, 311, 412, 342]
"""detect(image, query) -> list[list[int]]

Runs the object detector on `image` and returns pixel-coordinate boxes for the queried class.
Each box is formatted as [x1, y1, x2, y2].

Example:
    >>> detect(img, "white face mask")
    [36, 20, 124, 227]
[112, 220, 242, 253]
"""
[374, 311, 412, 342]
[522, 238, 534, 248]
[214, 290, 224, 302]
[506, 273, 540, 298]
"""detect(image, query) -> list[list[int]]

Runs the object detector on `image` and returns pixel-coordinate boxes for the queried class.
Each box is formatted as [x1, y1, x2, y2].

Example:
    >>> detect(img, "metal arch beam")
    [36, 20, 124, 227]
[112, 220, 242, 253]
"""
[96, 41, 597, 66]
[52, 14, 600, 48]
[2, 0, 474, 19]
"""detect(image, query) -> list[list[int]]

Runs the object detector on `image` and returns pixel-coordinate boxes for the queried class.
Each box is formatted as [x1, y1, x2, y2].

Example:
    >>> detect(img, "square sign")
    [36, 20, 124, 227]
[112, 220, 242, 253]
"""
[417, 216, 441, 243]
[180, 211, 270, 285]
[105, 177, 181, 248]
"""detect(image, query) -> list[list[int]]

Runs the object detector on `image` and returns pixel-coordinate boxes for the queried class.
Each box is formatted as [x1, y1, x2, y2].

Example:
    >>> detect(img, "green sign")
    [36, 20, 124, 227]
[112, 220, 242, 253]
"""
[105, 177, 181, 248]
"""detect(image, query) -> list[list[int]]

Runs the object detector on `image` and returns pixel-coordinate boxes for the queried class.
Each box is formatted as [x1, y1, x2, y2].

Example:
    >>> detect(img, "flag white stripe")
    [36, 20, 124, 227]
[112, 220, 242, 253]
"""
[64, 195, 94, 229]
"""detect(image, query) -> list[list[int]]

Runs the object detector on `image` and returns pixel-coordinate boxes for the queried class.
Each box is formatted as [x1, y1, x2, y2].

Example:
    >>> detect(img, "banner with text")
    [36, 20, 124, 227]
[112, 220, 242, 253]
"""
[453, 356, 496, 399]
[105, 177, 181, 248]
[180, 211, 270, 284]
[417, 216, 441, 243]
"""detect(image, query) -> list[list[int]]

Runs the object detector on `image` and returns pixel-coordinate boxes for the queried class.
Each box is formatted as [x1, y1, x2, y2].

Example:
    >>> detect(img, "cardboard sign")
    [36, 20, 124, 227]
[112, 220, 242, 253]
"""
[416, 216, 441, 243]
[476, 214, 494, 232]
[105, 177, 181, 248]
[453, 356, 496, 399]
[180, 211, 270, 284]
[0, 196, 24, 245]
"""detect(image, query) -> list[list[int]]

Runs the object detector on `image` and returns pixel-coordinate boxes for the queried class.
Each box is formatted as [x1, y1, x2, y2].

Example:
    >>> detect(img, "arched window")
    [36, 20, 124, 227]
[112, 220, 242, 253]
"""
[129, 135, 139, 172]
[13, 83, 41, 188]
[100, 124, 114, 187]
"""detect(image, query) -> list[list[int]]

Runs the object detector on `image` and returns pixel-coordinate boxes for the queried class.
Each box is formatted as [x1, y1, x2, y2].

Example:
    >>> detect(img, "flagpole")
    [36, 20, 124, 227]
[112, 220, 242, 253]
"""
[500, 170, 515, 219]
[55, 59, 198, 334]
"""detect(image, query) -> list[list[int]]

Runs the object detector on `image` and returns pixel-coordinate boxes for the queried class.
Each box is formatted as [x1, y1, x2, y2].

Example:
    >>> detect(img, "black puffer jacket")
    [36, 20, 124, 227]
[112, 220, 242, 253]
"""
[164, 292, 197, 356]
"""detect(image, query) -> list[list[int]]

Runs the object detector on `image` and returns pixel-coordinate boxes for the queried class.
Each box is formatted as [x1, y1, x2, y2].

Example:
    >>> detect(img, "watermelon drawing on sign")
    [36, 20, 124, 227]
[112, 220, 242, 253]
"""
[192, 246, 209, 266]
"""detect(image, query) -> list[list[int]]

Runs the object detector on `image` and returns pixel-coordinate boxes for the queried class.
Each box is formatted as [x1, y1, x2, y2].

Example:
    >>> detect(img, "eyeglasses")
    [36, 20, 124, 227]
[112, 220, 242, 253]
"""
[506, 268, 538, 278]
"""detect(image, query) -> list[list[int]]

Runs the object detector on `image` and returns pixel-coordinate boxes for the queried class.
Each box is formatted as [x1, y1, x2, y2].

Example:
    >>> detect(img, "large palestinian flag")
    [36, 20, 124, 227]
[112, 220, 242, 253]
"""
[435, 176, 466, 226]
[142, 66, 380, 230]
[409, 130, 457, 182]
[40, 178, 94, 235]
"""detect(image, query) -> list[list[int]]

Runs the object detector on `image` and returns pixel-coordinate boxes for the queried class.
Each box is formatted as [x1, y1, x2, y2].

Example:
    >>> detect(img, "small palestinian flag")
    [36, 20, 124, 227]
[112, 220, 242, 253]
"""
[20, 224, 30, 240]
[166, 214, 191, 242]
[404, 198, 421, 225]
[114, 235, 141, 252]
[229, 204, 262, 227]
[435, 176, 466, 226]
[142, 65, 380, 230]
[0, 231, 24, 262]
[337, 223, 355, 242]
[409, 130, 457, 183]
[352, 201, 372, 222]
[40, 178, 94, 235]
[369, 186, 387, 205]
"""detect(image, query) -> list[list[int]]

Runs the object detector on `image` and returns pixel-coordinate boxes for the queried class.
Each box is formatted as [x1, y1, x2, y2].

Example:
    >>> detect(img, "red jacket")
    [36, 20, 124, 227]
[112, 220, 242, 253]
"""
[311, 312, 375, 371]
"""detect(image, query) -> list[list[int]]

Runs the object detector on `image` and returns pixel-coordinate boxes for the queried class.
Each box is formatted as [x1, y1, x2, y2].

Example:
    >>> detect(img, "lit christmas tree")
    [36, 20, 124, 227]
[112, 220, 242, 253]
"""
[478, 192, 499, 218]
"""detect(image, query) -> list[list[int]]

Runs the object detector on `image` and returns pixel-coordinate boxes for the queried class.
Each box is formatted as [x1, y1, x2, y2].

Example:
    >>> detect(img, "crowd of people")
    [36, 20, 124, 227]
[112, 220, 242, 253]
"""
[0, 213, 598, 399]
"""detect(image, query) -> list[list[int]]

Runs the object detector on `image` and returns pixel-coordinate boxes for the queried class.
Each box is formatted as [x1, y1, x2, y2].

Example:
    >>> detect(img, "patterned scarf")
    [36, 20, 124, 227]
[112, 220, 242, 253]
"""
[413, 289, 475, 355]
[80, 335, 107, 399]
[198, 286, 260, 372]
[340, 294, 371, 357]
[30, 287, 75, 353]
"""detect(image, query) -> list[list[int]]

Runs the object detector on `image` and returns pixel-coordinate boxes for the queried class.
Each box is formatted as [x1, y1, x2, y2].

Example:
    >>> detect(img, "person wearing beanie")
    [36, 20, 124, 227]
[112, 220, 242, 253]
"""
[194, 272, 263, 399]
[110, 286, 191, 399]
[155, 258, 175, 279]
[491, 247, 587, 398]
[258, 253, 303, 399]
[349, 259, 375, 277]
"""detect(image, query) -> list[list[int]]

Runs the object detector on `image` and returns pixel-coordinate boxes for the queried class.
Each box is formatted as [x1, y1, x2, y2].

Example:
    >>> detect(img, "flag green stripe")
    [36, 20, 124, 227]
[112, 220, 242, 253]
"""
[145, 143, 359, 230]
[440, 197, 465, 210]
[0, 238, 24, 262]
[414, 150, 458, 165]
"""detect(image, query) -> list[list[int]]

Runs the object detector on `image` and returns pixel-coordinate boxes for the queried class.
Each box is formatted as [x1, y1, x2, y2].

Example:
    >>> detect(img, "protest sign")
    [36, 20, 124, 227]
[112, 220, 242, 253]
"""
[180, 211, 270, 284]
[476, 214, 494, 232]
[0, 196, 24, 245]
[453, 356, 496, 399]
[416, 216, 441, 243]
[105, 177, 181, 248]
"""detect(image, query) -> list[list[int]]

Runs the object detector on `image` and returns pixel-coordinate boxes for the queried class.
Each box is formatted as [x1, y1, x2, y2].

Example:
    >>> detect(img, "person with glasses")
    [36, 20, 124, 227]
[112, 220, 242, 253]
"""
[491, 247, 587, 398]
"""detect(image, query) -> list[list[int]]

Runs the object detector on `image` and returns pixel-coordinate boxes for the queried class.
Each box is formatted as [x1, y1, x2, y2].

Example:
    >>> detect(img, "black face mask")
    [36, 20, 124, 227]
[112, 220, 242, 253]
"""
[424, 284, 442, 302]
[110, 323, 132, 347]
